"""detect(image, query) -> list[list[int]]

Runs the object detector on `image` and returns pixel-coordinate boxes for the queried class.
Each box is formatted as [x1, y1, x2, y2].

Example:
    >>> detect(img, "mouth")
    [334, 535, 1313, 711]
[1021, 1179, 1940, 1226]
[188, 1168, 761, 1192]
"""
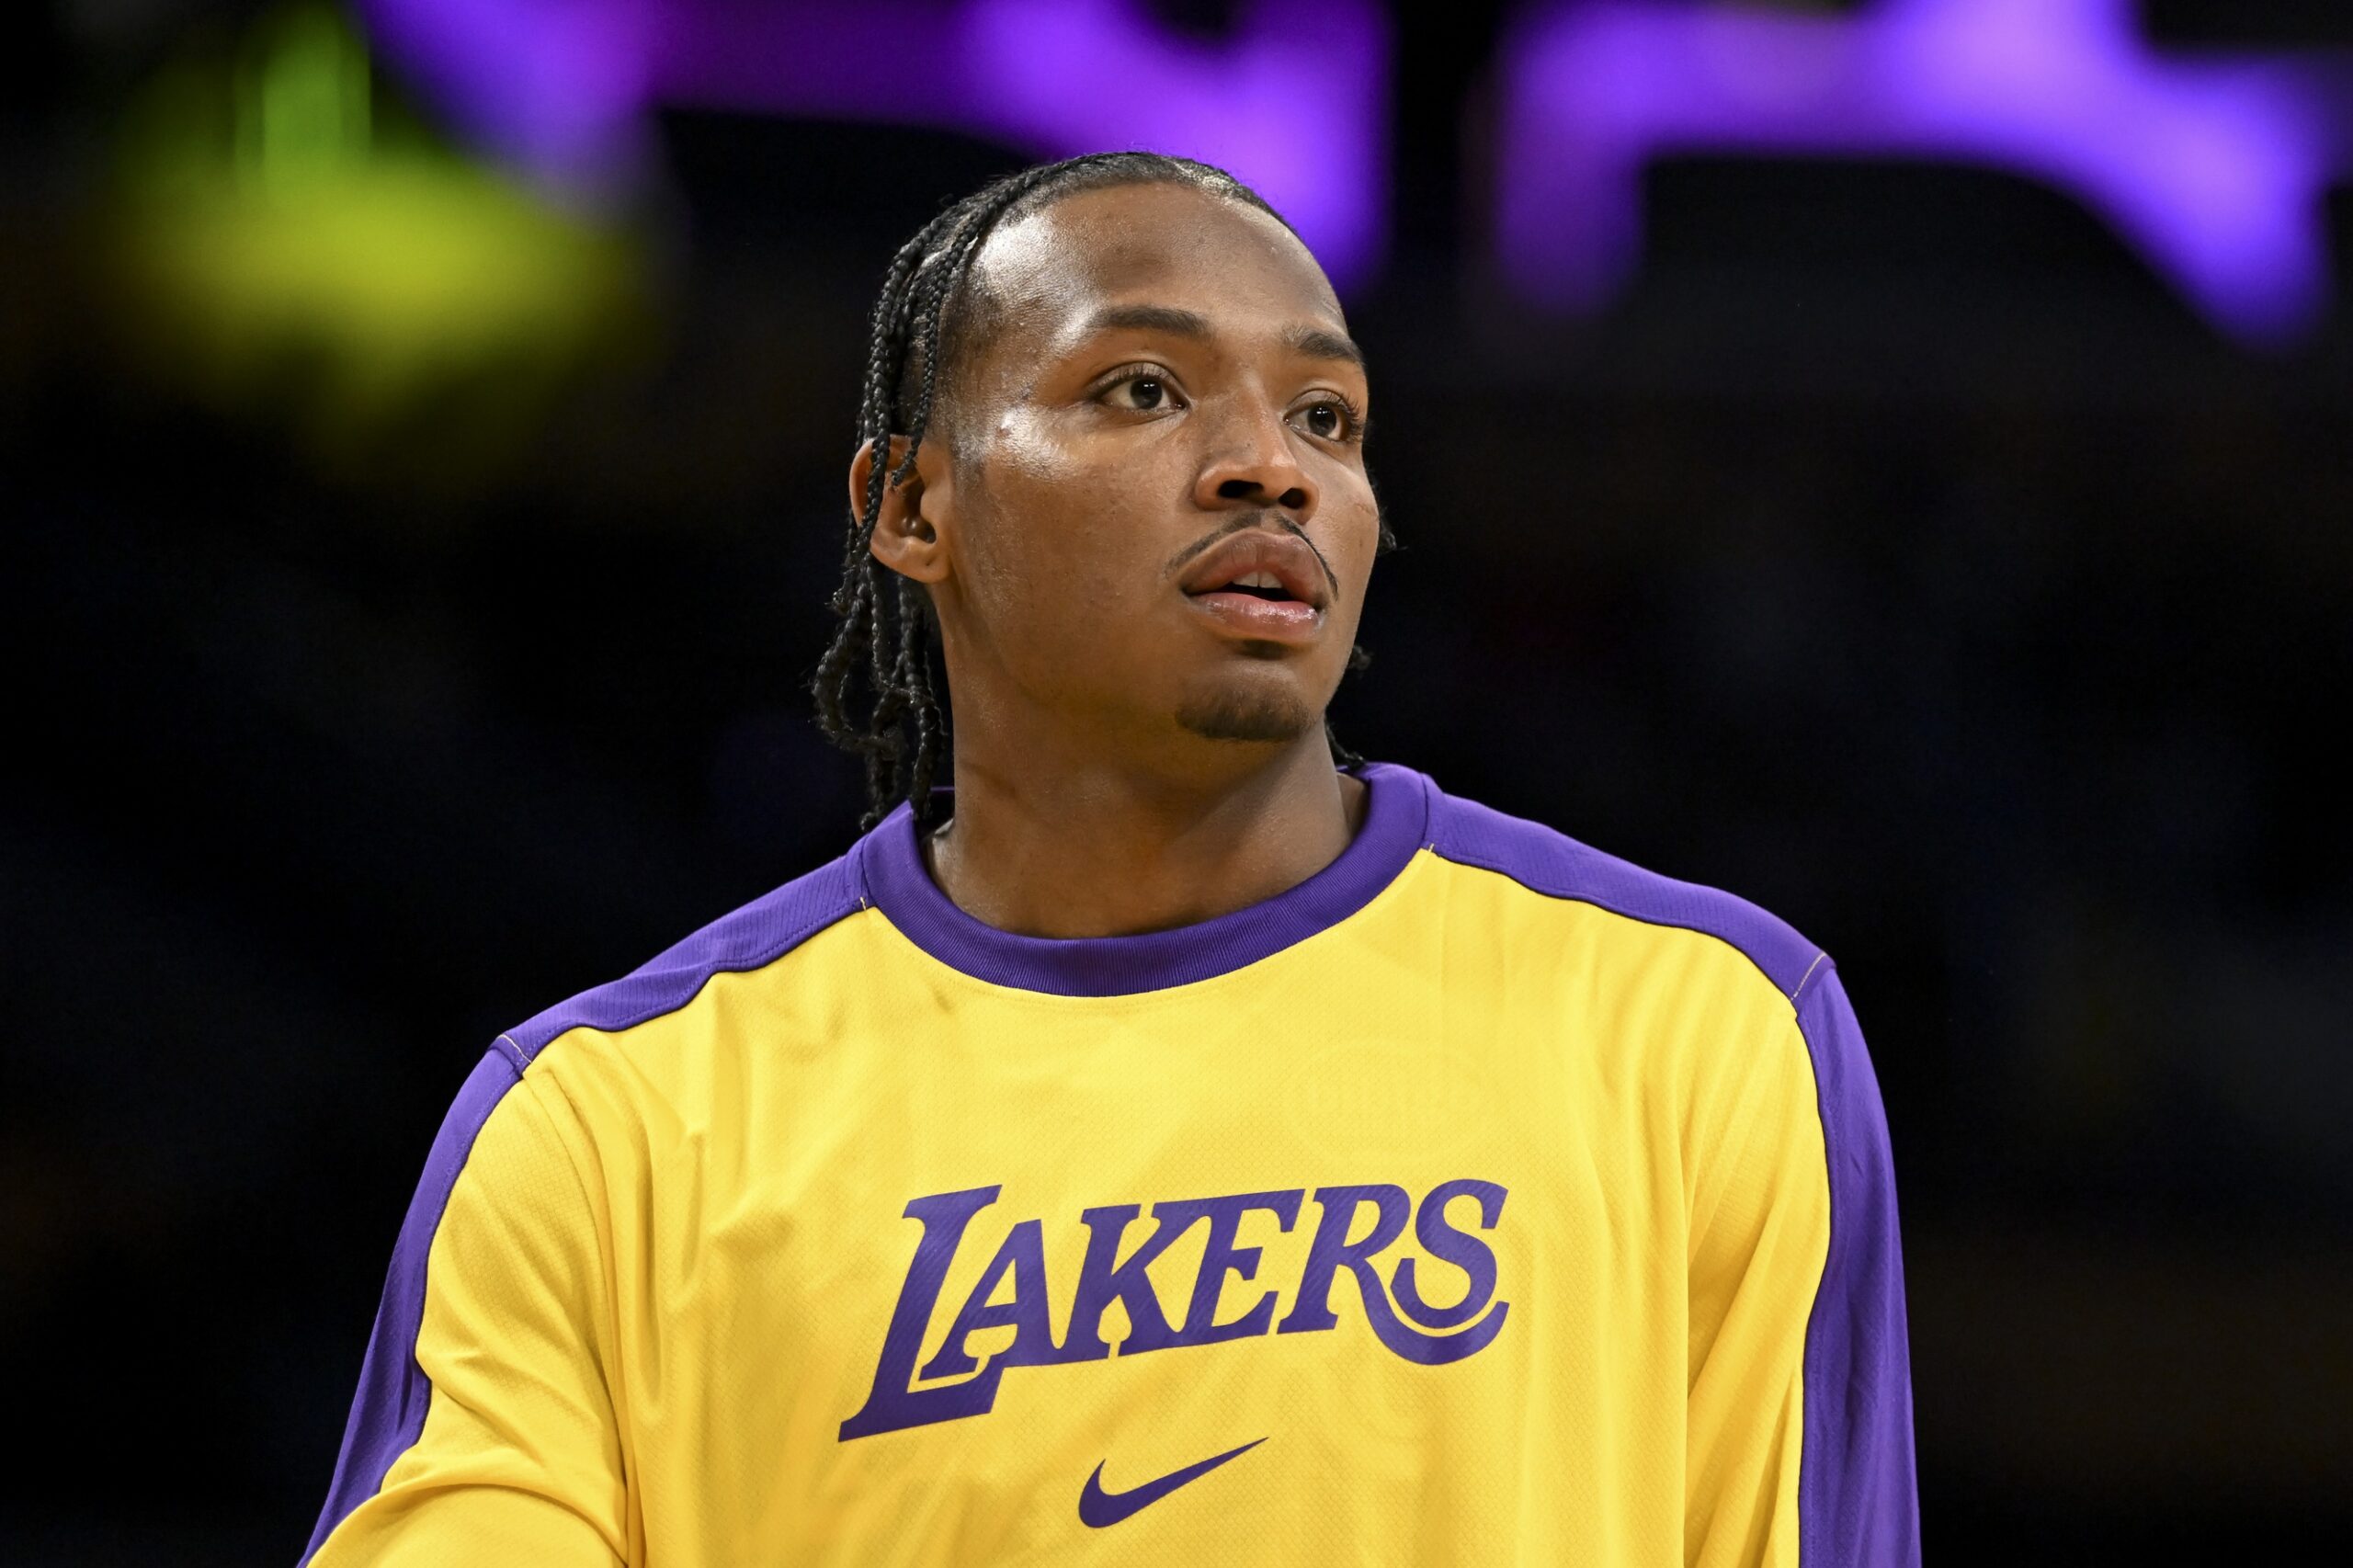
[1203, 569, 1307, 602]
[1178, 531, 1331, 646]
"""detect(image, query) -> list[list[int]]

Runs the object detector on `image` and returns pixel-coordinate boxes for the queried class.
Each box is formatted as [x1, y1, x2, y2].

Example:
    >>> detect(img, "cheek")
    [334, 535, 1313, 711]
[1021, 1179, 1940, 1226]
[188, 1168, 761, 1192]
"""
[1325, 481, 1385, 602]
[961, 452, 1164, 660]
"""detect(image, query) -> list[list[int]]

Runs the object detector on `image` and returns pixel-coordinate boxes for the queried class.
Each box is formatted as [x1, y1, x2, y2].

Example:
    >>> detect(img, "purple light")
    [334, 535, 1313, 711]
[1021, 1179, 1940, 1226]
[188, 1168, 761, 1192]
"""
[1495, 0, 2341, 344]
[358, 0, 1388, 289]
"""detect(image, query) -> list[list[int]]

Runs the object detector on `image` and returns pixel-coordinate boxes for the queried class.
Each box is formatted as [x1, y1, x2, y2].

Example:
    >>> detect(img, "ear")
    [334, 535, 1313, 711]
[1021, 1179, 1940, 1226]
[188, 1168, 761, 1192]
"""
[847, 435, 953, 587]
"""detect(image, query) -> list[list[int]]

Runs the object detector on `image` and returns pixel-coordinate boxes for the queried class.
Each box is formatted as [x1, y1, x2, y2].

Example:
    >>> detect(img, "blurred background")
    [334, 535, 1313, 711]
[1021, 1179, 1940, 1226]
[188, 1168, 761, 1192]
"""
[4, 0, 2349, 1560]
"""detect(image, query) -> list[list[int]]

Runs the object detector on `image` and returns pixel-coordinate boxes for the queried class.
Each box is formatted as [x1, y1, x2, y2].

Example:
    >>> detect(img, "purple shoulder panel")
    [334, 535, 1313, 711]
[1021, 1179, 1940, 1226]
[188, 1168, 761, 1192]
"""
[305, 856, 866, 1559]
[301, 1047, 521, 1564]
[1795, 967, 1921, 1567]
[1423, 787, 1823, 996]
[1427, 784, 1917, 1562]
[501, 853, 866, 1060]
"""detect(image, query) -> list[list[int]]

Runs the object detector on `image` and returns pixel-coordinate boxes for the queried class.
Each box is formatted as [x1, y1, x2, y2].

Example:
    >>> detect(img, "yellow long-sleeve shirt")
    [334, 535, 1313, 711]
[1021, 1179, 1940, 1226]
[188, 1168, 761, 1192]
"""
[305, 763, 1916, 1565]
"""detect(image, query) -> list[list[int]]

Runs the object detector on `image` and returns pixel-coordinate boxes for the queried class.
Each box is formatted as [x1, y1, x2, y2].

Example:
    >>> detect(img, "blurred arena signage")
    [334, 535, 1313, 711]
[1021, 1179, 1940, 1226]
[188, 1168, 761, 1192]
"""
[1497, 0, 2347, 345]
[353, 0, 1389, 287]
[359, 0, 2349, 345]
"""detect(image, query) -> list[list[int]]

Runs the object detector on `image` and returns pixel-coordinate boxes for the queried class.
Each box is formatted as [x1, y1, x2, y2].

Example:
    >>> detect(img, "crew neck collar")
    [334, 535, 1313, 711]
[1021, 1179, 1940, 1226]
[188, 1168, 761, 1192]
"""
[852, 761, 1432, 996]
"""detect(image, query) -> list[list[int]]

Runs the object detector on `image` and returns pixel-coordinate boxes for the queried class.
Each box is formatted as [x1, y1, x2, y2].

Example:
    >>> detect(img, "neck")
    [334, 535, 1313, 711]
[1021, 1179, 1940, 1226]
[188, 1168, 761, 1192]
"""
[924, 731, 1369, 939]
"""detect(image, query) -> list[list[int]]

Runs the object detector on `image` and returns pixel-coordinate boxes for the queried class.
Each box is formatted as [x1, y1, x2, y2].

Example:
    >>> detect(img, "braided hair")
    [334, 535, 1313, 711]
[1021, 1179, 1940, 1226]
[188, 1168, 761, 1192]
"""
[814, 151, 1386, 831]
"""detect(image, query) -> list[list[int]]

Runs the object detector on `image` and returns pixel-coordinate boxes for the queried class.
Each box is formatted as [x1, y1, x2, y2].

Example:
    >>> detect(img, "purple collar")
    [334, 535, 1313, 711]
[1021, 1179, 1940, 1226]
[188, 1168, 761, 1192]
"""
[853, 762, 1432, 996]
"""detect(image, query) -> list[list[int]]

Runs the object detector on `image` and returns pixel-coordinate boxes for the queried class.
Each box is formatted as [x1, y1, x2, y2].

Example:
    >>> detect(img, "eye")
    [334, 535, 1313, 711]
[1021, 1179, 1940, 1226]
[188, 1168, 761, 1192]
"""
[1100, 369, 1184, 414]
[1292, 394, 1362, 443]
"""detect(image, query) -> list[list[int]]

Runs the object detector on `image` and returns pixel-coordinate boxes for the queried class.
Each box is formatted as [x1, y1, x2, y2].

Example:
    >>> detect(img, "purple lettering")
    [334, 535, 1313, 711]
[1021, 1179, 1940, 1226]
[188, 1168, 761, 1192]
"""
[840, 1175, 1510, 1443]
[838, 1186, 1004, 1441]
[1055, 1202, 1186, 1359]
[1277, 1183, 1411, 1336]
[1392, 1178, 1506, 1331]
[1356, 1269, 1511, 1366]
[1278, 1181, 1511, 1365]
[1164, 1189, 1306, 1349]
[918, 1217, 1055, 1380]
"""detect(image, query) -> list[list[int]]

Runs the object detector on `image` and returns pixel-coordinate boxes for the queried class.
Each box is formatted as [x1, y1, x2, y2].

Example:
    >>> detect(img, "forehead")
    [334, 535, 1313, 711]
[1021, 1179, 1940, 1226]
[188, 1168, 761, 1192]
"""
[962, 182, 1347, 358]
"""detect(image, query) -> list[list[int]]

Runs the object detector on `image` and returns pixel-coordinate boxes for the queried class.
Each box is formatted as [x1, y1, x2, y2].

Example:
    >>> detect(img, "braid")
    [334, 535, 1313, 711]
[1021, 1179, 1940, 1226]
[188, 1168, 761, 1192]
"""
[813, 152, 1371, 830]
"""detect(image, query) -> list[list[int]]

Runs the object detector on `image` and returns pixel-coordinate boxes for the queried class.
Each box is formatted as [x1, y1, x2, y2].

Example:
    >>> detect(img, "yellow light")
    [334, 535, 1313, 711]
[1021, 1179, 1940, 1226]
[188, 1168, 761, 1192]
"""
[108, 4, 649, 472]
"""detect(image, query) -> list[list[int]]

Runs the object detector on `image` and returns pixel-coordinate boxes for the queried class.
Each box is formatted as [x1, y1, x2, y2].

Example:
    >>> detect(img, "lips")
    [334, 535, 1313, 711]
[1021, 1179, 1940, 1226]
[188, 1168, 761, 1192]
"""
[1186, 527, 1336, 644]
[1179, 530, 1331, 645]
[1179, 530, 1328, 608]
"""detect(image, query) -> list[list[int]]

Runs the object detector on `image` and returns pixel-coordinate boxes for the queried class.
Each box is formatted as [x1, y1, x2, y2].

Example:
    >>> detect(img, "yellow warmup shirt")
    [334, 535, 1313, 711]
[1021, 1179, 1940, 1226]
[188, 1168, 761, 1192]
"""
[304, 763, 1917, 1566]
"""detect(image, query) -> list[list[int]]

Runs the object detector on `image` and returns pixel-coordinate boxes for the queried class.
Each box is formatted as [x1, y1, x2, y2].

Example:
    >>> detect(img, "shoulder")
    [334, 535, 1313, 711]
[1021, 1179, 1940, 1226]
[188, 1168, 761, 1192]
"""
[1411, 770, 1831, 1009]
[495, 849, 869, 1071]
[1405, 770, 1885, 1176]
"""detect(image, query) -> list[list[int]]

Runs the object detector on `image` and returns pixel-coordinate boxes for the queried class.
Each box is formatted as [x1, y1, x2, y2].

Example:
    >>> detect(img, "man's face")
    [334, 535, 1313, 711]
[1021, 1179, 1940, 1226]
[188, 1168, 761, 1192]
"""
[881, 180, 1381, 765]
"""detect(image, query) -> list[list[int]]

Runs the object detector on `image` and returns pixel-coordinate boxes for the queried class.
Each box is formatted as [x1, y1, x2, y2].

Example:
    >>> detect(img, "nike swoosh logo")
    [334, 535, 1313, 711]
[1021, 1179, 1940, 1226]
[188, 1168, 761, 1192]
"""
[1077, 1437, 1267, 1528]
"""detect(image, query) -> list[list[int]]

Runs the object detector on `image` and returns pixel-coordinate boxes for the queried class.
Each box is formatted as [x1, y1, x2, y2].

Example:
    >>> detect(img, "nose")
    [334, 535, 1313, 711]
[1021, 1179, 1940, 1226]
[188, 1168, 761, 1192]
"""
[1192, 392, 1317, 521]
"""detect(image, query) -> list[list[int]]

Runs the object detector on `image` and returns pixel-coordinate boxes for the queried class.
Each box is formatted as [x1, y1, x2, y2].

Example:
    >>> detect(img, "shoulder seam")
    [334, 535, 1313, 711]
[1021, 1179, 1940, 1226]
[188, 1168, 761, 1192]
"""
[502, 878, 866, 1067]
[1789, 948, 1835, 1007]
[1426, 842, 1828, 1015]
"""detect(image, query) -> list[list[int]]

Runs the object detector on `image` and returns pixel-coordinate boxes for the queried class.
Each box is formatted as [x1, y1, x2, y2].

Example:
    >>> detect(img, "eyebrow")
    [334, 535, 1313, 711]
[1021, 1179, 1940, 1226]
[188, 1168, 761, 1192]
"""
[1286, 325, 1366, 369]
[1074, 303, 1367, 369]
[1079, 303, 1211, 341]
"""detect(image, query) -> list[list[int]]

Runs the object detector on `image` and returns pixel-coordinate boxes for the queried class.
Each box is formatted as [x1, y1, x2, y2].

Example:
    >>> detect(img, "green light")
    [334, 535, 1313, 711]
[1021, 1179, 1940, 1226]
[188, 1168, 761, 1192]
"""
[239, 4, 372, 197]
[109, 4, 649, 472]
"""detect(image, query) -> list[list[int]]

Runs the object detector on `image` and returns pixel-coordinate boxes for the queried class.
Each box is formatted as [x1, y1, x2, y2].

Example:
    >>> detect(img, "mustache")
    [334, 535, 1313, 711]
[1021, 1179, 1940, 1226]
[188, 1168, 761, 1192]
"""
[1164, 513, 1341, 593]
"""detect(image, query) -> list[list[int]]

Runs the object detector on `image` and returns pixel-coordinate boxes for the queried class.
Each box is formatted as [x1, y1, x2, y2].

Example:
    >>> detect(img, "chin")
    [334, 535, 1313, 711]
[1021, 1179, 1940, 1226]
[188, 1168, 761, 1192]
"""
[1172, 686, 1317, 744]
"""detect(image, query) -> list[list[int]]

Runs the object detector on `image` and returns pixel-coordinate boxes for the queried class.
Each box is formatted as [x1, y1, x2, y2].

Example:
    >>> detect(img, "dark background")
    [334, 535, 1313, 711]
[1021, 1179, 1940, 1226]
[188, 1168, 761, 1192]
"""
[6, 1, 2350, 1560]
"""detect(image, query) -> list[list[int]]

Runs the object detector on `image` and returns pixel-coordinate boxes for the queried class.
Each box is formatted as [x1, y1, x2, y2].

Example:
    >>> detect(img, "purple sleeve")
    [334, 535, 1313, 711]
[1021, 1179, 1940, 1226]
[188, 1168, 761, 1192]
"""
[301, 853, 864, 1560]
[1794, 965, 1920, 1567]
[301, 1047, 525, 1564]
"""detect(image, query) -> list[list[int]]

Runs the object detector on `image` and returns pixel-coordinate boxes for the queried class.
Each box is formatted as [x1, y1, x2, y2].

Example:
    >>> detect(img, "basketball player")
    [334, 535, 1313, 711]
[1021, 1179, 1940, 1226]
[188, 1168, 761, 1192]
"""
[304, 153, 1917, 1566]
